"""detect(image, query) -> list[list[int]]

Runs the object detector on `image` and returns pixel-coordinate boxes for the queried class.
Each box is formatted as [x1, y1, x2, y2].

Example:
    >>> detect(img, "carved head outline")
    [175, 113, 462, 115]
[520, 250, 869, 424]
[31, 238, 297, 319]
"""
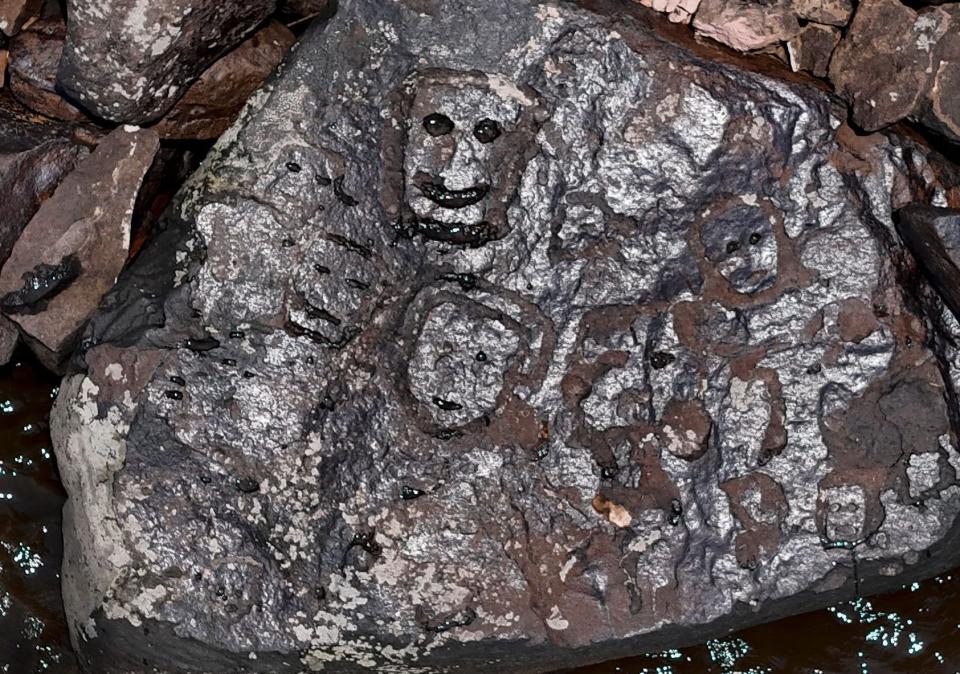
[384, 68, 548, 247]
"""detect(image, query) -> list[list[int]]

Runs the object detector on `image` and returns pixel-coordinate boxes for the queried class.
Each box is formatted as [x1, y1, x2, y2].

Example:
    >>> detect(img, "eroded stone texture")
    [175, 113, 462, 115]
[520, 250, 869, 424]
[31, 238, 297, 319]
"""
[57, 0, 277, 124]
[692, 0, 802, 51]
[52, 1, 960, 672]
[154, 20, 295, 140]
[786, 23, 841, 78]
[0, 0, 41, 37]
[8, 17, 86, 122]
[0, 126, 158, 371]
[830, 0, 960, 142]
[0, 93, 86, 267]
[280, 0, 331, 17]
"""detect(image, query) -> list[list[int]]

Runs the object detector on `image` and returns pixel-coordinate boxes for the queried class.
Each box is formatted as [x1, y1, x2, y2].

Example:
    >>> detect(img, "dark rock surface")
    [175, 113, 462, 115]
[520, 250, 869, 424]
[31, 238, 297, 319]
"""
[57, 0, 277, 124]
[50, 1, 960, 673]
[0, 315, 17, 365]
[896, 205, 960, 323]
[8, 17, 87, 122]
[0, 93, 86, 268]
[786, 23, 840, 78]
[154, 20, 295, 141]
[280, 0, 331, 17]
[0, 125, 159, 371]
[830, 0, 960, 142]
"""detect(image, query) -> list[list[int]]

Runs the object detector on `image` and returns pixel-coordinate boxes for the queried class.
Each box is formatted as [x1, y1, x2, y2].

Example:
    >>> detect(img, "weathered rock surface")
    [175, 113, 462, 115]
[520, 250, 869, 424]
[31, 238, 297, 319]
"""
[0, 0, 40, 37]
[830, 0, 960, 142]
[0, 315, 18, 365]
[57, 0, 277, 124]
[0, 93, 86, 267]
[635, 0, 701, 24]
[896, 205, 960, 322]
[154, 20, 295, 140]
[0, 126, 158, 371]
[51, 1, 960, 673]
[786, 23, 840, 78]
[692, 0, 802, 51]
[280, 0, 331, 17]
[8, 17, 86, 122]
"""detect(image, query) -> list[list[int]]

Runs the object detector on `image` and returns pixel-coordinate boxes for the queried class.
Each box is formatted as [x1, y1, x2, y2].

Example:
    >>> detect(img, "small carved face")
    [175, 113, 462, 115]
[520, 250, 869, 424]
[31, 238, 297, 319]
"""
[397, 70, 543, 246]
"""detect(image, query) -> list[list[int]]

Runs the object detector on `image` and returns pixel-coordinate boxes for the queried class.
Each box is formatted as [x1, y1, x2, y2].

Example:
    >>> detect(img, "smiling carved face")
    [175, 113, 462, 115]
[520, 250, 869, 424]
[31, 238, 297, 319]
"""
[399, 71, 544, 247]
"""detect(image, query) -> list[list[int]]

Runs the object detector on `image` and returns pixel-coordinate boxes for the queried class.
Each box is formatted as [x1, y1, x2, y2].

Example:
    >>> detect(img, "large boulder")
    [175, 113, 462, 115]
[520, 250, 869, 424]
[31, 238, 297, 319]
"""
[57, 0, 277, 124]
[51, 1, 960, 672]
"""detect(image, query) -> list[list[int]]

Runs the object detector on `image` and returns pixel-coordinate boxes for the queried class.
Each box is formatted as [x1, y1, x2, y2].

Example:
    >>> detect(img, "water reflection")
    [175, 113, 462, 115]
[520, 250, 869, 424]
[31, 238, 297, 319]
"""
[0, 349, 75, 673]
[0, 349, 958, 674]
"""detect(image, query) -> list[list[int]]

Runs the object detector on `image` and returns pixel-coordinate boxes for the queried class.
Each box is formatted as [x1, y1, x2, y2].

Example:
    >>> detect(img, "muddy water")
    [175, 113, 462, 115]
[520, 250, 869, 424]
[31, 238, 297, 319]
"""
[1, 349, 959, 674]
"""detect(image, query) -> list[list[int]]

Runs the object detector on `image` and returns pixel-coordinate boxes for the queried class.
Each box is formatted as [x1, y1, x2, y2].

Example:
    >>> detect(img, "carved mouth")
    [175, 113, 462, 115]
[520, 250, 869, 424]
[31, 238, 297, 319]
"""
[407, 217, 497, 248]
[418, 182, 489, 209]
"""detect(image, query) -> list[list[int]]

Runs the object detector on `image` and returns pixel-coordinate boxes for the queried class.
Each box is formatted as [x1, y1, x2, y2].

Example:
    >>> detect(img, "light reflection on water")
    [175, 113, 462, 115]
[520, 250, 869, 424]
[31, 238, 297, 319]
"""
[0, 350, 958, 674]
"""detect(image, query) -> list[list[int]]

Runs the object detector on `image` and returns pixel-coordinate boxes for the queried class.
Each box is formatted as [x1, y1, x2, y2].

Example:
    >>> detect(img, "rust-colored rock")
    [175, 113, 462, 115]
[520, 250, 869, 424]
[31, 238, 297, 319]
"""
[8, 17, 86, 122]
[794, 0, 853, 26]
[154, 20, 295, 140]
[0, 0, 41, 37]
[0, 92, 85, 268]
[57, 0, 277, 124]
[829, 0, 954, 135]
[0, 126, 159, 371]
[786, 23, 841, 78]
[692, 0, 802, 51]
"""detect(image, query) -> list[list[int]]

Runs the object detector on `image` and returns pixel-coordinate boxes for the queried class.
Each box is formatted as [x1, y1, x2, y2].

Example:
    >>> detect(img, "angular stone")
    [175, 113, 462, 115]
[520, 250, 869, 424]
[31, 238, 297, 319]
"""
[895, 205, 960, 322]
[51, 1, 960, 672]
[57, 0, 277, 124]
[8, 17, 86, 122]
[635, 0, 701, 24]
[693, 0, 802, 51]
[787, 23, 841, 78]
[0, 126, 158, 371]
[793, 0, 853, 26]
[829, 0, 950, 132]
[0, 0, 41, 37]
[0, 92, 86, 267]
[920, 13, 960, 143]
[154, 21, 295, 140]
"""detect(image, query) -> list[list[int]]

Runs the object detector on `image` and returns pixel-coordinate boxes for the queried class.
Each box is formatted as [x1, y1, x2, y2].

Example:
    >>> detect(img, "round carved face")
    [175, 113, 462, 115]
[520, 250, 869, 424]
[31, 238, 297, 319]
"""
[398, 70, 543, 247]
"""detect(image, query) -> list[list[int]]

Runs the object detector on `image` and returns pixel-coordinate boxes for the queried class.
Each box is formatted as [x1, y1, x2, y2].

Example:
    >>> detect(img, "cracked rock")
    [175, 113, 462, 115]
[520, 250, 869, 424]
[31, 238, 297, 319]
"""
[8, 16, 87, 122]
[692, 0, 802, 52]
[830, 0, 960, 143]
[57, 0, 277, 124]
[0, 125, 158, 371]
[786, 23, 841, 78]
[51, 1, 960, 672]
[154, 20, 295, 140]
[0, 92, 86, 268]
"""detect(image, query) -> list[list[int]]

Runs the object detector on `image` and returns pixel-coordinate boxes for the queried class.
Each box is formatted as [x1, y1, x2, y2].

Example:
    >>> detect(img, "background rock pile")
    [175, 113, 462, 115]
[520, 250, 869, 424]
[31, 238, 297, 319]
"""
[639, 0, 960, 145]
[0, 0, 320, 370]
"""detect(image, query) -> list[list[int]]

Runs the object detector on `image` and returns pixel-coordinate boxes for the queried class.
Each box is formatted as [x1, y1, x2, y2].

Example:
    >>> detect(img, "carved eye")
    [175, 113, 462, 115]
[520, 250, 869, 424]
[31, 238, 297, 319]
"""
[473, 118, 502, 144]
[423, 113, 454, 137]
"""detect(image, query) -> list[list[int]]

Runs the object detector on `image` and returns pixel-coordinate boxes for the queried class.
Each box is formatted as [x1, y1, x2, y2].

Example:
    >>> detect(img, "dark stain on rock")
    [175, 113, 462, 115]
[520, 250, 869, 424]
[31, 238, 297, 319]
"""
[0, 254, 82, 315]
[333, 175, 358, 207]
